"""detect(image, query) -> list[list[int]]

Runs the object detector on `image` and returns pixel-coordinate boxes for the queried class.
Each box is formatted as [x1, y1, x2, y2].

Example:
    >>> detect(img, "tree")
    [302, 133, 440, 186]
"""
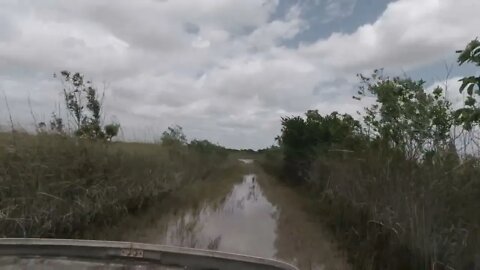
[454, 39, 480, 130]
[160, 125, 187, 146]
[278, 110, 362, 183]
[356, 70, 453, 160]
[188, 139, 228, 160]
[189, 139, 224, 153]
[104, 123, 120, 141]
[49, 113, 64, 134]
[57, 70, 120, 140]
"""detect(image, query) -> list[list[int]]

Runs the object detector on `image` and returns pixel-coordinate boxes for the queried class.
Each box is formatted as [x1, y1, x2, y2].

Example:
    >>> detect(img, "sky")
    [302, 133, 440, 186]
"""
[0, 0, 479, 149]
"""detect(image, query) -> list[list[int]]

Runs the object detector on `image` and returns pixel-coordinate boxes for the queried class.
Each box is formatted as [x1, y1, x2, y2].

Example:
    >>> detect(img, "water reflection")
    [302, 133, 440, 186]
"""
[108, 172, 348, 269]
[158, 175, 278, 258]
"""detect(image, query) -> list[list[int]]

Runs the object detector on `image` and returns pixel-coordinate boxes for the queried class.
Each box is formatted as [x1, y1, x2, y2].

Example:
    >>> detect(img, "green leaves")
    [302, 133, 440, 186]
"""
[465, 96, 476, 107]
[104, 123, 120, 141]
[160, 125, 187, 146]
[56, 70, 120, 140]
[459, 76, 480, 95]
[457, 39, 480, 66]
[454, 39, 480, 130]
[432, 86, 443, 99]
[356, 71, 452, 159]
[279, 110, 363, 183]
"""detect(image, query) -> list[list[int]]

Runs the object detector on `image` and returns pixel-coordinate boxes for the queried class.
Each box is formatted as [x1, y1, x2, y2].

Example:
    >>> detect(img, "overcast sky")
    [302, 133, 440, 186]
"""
[0, 0, 479, 149]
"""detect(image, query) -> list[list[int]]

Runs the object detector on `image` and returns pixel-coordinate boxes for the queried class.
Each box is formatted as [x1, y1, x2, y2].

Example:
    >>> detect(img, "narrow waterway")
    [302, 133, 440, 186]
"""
[96, 161, 348, 270]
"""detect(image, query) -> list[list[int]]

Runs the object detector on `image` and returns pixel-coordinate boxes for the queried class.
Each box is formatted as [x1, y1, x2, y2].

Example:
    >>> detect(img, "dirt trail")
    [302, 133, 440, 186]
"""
[92, 161, 349, 270]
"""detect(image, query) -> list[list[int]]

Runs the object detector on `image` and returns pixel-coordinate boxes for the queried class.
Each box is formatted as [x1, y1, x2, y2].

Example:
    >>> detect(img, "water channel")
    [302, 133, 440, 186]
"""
[95, 161, 348, 270]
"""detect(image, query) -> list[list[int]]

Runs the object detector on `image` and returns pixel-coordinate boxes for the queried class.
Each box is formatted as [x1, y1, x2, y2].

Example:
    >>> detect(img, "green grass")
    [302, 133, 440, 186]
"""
[0, 132, 233, 238]
[260, 149, 480, 270]
[87, 161, 245, 241]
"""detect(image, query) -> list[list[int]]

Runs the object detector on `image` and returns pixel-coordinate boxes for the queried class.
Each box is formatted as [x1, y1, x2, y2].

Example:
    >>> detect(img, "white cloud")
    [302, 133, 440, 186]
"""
[323, 0, 357, 22]
[0, 0, 479, 148]
[301, 0, 480, 73]
[246, 6, 307, 49]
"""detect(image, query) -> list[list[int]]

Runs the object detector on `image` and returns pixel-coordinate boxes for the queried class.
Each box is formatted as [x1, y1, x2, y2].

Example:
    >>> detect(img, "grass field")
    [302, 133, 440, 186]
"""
[260, 148, 480, 270]
[0, 131, 233, 238]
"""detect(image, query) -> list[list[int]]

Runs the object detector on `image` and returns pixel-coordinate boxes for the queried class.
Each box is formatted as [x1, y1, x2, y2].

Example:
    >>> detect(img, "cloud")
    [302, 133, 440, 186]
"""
[0, 0, 479, 149]
[323, 0, 357, 22]
[246, 5, 307, 49]
[301, 0, 480, 73]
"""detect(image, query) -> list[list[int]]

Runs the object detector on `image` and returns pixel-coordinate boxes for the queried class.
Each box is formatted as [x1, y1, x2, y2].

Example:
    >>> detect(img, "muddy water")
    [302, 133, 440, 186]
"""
[100, 162, 348, 270]
[157, 174, 278, 257]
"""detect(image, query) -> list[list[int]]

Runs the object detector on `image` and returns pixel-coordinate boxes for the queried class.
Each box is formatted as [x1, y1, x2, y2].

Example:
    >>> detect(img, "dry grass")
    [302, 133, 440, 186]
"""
[87, 162, 244, 243]
[261, 149, 480, 270]
[309, 150, 480, 270]
[0, 132, 231, 238]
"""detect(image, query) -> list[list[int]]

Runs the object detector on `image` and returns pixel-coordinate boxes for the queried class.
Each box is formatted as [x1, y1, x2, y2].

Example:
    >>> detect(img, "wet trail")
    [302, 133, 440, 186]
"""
[94, 161, 348, 270]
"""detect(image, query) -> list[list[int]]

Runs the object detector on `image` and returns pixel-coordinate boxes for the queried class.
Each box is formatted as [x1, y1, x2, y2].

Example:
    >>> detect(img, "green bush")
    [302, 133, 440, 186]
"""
[267, 40, 480, 269]
[278, 110, 363, 184]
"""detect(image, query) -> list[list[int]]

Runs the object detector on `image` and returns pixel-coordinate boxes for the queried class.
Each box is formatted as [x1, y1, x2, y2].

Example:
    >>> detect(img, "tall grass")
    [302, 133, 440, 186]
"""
[261, 147, 480, 269]
[0, 132, 230, 238]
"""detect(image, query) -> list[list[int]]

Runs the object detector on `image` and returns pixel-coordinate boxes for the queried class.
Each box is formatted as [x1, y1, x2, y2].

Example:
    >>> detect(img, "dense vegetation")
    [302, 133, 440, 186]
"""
[0, 70, 232, 238]
[1, 35, 479, 270]
[0, 131, 230, 238]
[262, 40, 480, 269]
